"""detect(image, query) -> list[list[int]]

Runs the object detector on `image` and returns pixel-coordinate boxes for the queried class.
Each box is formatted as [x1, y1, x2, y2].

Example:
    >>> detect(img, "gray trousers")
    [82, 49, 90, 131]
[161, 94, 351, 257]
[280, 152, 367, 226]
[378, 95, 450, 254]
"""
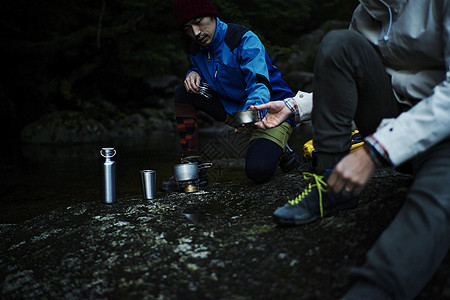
[312, 30, 450, 300]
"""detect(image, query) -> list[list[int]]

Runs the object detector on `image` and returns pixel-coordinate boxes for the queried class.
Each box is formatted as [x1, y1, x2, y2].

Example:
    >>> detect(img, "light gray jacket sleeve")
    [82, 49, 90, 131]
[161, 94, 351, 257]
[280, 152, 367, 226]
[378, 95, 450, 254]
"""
[373, 19, 450, 166]
[292, 90, 313, 124]
[373, 70, 450, 166]
[350, 1, 450, 166]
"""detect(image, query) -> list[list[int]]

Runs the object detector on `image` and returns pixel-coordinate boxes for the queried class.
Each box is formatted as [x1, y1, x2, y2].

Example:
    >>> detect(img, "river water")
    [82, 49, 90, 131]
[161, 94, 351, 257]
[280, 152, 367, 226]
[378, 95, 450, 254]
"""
[0, 124, 312, 224]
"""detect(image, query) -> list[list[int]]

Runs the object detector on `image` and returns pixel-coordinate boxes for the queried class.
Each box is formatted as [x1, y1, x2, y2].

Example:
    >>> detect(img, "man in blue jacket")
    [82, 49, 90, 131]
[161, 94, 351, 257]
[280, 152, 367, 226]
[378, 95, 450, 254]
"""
[161, 0, 298, 191]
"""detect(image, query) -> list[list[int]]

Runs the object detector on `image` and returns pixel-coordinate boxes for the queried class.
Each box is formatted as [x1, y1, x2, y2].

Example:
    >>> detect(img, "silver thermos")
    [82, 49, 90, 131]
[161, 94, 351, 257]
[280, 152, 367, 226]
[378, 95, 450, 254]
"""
[100, 147, 116, 204]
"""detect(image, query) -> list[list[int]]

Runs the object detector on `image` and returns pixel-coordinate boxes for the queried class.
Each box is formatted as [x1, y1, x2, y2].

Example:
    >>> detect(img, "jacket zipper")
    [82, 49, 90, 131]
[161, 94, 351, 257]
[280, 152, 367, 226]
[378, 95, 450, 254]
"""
[207, 51, 222, 95]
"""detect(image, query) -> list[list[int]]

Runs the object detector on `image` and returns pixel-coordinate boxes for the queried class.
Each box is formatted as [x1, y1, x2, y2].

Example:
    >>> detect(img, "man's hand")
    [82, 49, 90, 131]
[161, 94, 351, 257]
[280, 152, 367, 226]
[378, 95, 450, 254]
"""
[327, 148, 377, 196]
[184, 71, 201, 93]
[251, 101, 292, 129]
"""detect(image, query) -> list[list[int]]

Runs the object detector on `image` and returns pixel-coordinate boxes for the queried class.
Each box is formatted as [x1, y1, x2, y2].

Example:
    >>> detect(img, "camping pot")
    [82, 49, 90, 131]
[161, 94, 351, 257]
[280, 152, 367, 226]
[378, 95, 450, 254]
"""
[233, 110, 261, 125]
[198, 82, 214, 100]
[174, 163, 199, 182]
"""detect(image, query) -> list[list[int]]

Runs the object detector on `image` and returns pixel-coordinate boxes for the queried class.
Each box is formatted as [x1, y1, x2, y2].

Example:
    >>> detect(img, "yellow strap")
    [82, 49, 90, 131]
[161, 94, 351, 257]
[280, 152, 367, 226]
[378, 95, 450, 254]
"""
[303, 130, 364, 159]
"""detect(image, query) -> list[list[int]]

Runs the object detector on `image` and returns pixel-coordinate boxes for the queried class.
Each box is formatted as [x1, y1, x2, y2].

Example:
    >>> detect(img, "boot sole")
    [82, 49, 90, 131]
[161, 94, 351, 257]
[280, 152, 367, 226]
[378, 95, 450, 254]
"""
[273, 198, 358, 226]
[273, 214, 318, 226]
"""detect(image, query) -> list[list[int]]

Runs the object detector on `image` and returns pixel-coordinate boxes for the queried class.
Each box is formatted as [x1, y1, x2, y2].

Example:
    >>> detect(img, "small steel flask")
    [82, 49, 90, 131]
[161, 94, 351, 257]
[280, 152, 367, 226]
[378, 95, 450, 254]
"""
[100, 147, 116, 204]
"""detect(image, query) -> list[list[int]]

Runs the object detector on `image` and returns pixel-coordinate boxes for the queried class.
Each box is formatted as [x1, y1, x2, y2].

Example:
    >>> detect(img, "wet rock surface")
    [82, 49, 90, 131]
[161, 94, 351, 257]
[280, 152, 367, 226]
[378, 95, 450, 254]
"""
[1, 169, 449, 299]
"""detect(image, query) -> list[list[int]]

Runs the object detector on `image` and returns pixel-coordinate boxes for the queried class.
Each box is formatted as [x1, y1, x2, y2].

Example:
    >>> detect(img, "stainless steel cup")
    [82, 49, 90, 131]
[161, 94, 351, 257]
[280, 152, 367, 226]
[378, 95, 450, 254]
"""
[140, 170, 156, 199]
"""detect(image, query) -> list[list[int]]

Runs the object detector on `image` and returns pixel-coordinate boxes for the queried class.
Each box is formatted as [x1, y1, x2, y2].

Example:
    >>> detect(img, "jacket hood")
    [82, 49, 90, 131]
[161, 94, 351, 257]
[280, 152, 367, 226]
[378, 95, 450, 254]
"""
[359, 0, 408, 20]
[358, 0, 409, 41]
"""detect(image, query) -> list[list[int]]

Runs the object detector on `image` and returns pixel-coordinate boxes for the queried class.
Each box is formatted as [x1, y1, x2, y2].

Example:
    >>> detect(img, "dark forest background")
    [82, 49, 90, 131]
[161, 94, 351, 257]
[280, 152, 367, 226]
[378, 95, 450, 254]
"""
[0, 0, 358, 145]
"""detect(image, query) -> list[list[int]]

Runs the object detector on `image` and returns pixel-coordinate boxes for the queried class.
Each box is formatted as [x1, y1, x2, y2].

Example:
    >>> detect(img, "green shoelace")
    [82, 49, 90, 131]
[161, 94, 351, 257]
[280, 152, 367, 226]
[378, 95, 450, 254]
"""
[288, 172, 328, 218]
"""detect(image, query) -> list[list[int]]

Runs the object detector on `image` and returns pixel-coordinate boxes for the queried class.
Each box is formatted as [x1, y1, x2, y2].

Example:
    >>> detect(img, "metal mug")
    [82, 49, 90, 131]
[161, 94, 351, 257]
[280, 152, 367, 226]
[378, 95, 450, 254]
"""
[140, 170, 156, 199]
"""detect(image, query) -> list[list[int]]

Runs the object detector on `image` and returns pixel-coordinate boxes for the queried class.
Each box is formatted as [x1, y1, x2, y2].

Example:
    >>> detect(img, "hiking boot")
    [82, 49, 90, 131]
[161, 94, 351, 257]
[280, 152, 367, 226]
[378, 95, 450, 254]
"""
[279, 146, 301, 173]
[273, 172, 358, 225]
[159, 155, 210, 192]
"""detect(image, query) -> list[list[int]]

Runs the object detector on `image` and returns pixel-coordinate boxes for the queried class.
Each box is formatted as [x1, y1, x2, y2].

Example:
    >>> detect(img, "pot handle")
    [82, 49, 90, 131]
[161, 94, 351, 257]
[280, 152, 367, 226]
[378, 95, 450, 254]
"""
[198, 162, 213, 170]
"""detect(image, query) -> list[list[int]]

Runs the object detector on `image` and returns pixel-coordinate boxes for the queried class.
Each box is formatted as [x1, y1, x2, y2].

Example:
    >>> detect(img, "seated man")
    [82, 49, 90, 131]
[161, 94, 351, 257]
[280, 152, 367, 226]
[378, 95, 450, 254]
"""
[161, 0, 298, 192]
[253, 0, 450, 299]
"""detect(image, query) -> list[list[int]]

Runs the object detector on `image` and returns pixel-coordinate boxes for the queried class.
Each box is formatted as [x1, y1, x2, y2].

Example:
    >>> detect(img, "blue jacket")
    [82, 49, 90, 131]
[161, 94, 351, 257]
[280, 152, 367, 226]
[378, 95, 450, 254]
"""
[188, 18, 294, 122]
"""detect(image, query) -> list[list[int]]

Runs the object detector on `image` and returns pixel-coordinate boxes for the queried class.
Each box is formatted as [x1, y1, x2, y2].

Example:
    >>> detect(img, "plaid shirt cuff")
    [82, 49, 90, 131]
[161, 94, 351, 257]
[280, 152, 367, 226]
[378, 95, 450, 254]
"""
[283, 97, 300, 125]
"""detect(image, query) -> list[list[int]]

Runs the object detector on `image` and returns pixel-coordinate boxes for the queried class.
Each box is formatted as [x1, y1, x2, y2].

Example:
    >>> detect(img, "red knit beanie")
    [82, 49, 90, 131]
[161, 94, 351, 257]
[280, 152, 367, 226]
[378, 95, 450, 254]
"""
[172, 0, 218, 28]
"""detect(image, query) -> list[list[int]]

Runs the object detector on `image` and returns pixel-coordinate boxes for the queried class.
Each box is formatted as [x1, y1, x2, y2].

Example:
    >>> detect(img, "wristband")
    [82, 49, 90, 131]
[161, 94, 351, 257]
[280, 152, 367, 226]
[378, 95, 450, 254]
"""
[364, 135, 391, 167]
